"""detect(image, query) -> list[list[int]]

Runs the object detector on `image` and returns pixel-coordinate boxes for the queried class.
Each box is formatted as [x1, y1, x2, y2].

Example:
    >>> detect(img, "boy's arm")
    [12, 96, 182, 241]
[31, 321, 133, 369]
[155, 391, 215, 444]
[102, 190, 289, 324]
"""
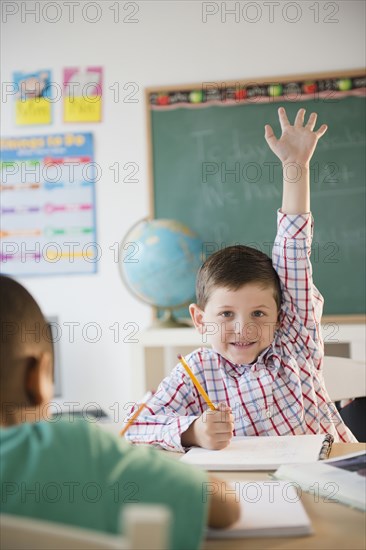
[124, 361, 202, 452]
[265, 108, 328, 361]
[207, 475, 241, 528]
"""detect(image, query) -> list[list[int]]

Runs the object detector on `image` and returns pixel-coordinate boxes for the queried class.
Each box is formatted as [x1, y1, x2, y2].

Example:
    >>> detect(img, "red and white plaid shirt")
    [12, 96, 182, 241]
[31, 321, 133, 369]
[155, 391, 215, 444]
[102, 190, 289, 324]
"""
[125, 211, 356, 451]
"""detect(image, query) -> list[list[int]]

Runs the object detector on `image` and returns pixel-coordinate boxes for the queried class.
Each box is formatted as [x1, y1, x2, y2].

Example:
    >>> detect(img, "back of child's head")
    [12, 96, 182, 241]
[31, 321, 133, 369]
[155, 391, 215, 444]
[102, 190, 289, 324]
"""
[0, 275, 53, 406]
[196, 245, 282, 310]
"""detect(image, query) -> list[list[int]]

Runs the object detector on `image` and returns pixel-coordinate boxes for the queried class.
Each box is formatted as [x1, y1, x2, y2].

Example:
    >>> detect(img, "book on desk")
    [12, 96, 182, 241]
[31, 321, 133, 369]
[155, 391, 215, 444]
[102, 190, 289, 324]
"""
[181, 434, 333, 471]
[207, 480, 312, 539]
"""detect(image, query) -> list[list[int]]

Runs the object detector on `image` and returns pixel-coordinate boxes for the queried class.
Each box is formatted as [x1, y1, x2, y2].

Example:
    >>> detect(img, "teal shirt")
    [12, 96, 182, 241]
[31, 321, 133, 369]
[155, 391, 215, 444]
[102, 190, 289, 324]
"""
[0, 418, 208, 549]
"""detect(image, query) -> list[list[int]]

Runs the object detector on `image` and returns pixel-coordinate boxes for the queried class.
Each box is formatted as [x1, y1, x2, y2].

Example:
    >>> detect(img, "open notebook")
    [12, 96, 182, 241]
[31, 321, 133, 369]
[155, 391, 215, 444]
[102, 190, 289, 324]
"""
[181, 434, 333, 471]
[207, 481, 312, 538]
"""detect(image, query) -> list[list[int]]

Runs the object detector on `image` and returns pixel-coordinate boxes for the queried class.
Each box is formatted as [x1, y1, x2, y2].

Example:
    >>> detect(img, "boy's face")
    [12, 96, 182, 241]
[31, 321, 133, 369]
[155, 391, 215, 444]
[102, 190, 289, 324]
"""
[190, 283, 279, 365]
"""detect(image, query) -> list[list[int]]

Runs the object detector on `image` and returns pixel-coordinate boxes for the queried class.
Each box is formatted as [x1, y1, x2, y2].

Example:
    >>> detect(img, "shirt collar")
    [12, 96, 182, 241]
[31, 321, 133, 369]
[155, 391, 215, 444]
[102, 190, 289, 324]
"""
[214, 344, 281, 378]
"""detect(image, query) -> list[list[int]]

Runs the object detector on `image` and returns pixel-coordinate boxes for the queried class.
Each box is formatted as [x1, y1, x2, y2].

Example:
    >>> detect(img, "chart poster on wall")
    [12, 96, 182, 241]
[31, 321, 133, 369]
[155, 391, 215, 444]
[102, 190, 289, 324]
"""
[63, 67, 103, 123]
[13, 70, 53, 125]
[0, 132, 98, 276]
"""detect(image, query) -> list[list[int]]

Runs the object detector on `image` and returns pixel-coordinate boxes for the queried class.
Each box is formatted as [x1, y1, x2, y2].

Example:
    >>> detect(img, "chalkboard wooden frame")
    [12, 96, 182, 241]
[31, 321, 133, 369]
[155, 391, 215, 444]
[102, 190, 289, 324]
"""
[145, 69, 366, 323]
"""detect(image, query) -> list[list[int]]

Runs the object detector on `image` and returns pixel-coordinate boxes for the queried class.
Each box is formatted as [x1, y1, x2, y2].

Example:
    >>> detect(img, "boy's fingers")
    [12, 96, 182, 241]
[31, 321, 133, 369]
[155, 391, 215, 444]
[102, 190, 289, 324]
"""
[294, 108, 306, 127]
[217, 402, 231, 411]
[315, 124, 328, 138]
[216, 404, 233, 420]
[214, 424, 234, 434]
[264, 124, 277, 147]
[206, 410, 233, 422]
[214, 435, 233, 445]
[278, 107, 290, 131]
[212, 439, 231, 450]
[218, 412, 234, 423]
[264, 124, 275, 138]
[306, 112, 317, 131]
[213, 413, 234, 424]
[204, 409, 218, 421]
[211, 429, 233, 441]
[204, 407, 229, 422]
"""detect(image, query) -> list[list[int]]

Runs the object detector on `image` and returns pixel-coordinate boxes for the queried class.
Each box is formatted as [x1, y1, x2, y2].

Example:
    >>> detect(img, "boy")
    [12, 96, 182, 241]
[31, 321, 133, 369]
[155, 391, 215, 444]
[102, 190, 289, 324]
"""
[0, 275, 239, 550]
[125, 107, 356, 452]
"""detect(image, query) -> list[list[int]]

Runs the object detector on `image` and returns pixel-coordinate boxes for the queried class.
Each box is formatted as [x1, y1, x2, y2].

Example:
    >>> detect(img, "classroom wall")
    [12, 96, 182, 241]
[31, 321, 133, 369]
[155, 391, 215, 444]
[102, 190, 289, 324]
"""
[2, 1, 365, 414]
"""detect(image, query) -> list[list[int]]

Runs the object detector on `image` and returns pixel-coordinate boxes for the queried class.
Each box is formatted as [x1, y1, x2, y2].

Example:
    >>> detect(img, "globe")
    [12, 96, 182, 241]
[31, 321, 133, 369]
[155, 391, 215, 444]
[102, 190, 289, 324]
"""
[119, 219, 205, 327]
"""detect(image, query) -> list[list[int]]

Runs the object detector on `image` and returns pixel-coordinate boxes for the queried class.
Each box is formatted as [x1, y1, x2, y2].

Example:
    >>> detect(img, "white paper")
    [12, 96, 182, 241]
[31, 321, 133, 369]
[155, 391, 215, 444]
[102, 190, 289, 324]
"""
[207, 481, 312, 538]
[181, 434, 326, 470]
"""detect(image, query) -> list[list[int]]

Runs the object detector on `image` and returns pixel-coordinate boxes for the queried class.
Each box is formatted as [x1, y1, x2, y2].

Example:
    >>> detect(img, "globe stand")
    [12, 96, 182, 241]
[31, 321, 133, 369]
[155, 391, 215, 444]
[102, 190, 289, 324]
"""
[150, 309, 191, 329]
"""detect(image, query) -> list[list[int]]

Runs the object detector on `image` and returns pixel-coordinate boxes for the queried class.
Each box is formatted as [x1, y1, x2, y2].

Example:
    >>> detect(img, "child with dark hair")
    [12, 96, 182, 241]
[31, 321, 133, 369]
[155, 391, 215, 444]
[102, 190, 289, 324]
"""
[125, 107, 356, 451]
[0, 275, 239, 549]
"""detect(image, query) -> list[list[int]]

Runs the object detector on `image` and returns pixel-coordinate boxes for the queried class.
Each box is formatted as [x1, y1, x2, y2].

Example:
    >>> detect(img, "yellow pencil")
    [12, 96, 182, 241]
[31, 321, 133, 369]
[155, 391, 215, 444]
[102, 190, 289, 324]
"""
[120, 391, 153, 436]
[177, 354, 216, 411]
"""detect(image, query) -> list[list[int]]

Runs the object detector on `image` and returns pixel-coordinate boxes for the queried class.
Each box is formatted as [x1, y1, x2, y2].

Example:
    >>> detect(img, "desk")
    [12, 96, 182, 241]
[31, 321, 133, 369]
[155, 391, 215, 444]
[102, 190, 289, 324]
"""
[99, 424, 366, 548]
[202, 443, 366, 550]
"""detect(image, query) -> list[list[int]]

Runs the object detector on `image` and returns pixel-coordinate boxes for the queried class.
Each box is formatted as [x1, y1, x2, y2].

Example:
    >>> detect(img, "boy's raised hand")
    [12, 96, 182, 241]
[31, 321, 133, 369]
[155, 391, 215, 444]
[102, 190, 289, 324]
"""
[181, 402, 234, 450]
[265, 107, 327, 167]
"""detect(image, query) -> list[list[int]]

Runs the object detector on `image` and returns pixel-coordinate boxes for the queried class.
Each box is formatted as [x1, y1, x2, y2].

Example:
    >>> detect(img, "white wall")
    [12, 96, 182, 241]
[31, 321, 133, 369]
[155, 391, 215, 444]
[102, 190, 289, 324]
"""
[2, 1, 365, 414]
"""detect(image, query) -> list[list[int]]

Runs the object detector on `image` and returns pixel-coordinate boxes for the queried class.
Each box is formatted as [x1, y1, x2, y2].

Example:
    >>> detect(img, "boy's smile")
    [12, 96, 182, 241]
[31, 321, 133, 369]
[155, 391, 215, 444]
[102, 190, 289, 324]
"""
[190, 283, 279, 366]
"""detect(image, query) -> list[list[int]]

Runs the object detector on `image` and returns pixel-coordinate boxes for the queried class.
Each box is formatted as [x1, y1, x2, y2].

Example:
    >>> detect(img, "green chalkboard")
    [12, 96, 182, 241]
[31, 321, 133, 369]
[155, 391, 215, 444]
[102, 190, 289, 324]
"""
[149, 92, 366, 317]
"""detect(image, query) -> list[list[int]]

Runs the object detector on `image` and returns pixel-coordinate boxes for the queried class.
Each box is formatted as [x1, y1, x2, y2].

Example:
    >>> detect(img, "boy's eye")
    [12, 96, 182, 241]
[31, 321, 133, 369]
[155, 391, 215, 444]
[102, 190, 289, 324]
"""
[252, 310, 265, 318]
[220, 311, 233, 318]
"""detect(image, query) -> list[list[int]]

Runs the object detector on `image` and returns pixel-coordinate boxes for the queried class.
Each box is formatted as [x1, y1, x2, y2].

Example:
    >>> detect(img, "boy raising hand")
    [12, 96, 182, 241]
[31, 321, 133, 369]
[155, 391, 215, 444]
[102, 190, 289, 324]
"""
[125, 108, 356, 451]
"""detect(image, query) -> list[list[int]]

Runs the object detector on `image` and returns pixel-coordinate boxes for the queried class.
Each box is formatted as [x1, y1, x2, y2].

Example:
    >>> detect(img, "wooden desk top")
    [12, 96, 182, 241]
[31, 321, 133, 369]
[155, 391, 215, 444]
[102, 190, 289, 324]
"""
[203, 443, 366, 550]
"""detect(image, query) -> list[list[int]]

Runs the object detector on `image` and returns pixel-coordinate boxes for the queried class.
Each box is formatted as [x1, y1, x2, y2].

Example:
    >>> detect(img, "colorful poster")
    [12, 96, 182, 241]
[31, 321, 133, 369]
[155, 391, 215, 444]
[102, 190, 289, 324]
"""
[63, 67, 103, 123]
[13, 70, 52, 125]
[0, 133, 98, 276]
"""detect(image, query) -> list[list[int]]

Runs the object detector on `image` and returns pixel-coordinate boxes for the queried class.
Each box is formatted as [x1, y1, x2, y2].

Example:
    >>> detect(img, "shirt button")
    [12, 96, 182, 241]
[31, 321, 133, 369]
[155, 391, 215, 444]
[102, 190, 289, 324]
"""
[266, 408, 272, 418]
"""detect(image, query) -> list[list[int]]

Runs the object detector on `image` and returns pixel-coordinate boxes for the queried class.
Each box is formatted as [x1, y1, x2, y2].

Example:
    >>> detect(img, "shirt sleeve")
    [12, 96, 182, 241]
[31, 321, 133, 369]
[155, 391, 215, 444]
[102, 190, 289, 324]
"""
[272, 210, 324, 366]
[90, 423, 209, 550]
[124, 361, 203, 452]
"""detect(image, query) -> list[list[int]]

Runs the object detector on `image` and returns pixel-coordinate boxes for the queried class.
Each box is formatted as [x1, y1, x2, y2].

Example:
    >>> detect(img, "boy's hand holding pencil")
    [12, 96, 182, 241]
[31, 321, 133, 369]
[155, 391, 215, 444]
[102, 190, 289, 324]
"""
[181, 401, 234, 450]
[178, 354, 234, 450]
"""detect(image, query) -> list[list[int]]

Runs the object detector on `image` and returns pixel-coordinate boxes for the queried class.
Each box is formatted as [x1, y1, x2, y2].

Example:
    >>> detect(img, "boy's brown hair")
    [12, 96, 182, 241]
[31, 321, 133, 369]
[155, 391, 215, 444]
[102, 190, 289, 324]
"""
[196, 245, 282, 310]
